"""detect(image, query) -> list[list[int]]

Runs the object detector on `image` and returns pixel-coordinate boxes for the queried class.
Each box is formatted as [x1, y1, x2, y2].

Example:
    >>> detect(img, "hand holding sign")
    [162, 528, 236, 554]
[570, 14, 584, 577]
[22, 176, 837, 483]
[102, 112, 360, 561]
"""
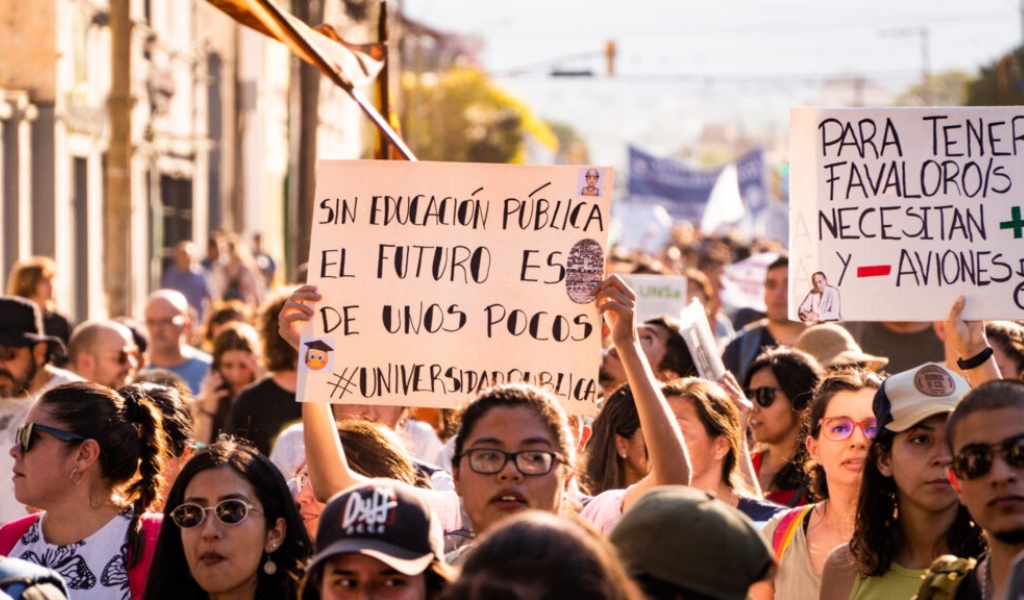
[595, 275, 638, 351]
[279, 284, 322, 351]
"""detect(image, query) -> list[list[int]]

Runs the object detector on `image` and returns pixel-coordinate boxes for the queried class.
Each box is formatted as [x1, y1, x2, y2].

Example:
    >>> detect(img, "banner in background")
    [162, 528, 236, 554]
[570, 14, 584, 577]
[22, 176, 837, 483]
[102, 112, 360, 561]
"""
[627, 145, 767, 223]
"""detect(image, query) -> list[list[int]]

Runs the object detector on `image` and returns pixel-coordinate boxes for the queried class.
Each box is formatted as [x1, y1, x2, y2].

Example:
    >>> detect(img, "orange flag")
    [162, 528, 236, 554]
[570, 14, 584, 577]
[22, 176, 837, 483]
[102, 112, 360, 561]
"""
[207, 0, 383, 88]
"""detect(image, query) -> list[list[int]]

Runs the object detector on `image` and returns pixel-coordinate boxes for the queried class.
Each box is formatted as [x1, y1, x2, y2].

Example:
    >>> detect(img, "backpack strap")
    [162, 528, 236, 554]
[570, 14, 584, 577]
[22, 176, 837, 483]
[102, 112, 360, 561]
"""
[127, 513, 162, 600]
[0, 516, 41, 557]
[913, 554, 977, 600]
[772, 505, 814, 564]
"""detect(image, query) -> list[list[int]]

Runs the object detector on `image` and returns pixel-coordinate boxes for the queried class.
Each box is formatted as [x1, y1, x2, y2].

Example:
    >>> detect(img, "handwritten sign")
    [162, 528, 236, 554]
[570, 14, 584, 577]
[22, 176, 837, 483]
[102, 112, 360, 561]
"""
[790, 108, 1024, 321]
[618, 274, 689, 322]
[297, 160, 613, 415]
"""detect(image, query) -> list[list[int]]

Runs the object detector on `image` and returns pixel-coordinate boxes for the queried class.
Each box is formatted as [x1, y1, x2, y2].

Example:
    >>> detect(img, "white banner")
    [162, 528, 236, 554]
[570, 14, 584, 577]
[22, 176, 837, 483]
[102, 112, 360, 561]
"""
[296, 160, 613, 415]
[790, 107, 1024, 321]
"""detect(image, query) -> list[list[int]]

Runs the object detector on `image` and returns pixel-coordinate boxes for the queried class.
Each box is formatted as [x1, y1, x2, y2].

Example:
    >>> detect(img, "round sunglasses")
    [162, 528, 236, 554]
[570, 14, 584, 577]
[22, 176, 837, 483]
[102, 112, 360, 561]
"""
[171, 499, 263, 529]
[952, 434, 1024, 480]
[744, 386, 780, 408]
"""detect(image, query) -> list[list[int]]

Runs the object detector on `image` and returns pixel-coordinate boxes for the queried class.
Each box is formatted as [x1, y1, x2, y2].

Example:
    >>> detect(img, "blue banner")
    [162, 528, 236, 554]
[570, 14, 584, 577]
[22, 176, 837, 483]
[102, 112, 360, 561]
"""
[627, 145, 767, 223]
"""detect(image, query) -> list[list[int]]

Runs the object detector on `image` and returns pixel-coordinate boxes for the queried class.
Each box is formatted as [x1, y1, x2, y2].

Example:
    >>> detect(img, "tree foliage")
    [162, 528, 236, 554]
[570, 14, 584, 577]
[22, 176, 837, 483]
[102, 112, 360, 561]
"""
[401, 68, 556, 163]
[965, 46, 1024, 106]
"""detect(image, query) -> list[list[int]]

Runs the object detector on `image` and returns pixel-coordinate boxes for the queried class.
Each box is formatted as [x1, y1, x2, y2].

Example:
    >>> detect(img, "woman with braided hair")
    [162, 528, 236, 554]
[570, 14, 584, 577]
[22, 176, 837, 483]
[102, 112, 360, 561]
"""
[1, 381, 172, 599]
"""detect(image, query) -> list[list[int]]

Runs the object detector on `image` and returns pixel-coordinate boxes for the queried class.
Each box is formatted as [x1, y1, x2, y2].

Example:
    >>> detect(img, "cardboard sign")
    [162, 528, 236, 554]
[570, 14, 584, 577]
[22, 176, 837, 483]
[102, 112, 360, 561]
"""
[618, 274, 689, 322]
[297, 160, 613, 415]
[790, 107, 1024, 321]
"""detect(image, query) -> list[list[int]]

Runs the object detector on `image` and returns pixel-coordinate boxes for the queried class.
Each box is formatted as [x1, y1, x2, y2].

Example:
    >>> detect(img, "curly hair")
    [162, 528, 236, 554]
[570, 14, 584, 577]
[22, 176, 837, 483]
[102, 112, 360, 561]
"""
[803, 368, 883, 501]
[743, 347, 825, 493]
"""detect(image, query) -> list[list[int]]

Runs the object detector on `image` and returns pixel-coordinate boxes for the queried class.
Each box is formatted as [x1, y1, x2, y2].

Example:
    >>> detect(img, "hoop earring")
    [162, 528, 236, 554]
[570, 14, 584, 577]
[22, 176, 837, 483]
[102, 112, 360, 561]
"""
[69, 467, 83, 486]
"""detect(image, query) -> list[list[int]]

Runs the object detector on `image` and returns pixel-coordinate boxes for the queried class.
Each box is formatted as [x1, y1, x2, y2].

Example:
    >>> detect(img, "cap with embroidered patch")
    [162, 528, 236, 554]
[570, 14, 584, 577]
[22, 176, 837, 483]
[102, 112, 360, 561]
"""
[873, 362, 970, 432]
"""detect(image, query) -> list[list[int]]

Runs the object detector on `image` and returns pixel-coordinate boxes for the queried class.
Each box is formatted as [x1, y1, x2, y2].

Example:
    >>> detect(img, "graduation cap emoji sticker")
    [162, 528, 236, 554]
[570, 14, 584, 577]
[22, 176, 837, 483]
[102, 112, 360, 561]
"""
[304, 339, 334, 371]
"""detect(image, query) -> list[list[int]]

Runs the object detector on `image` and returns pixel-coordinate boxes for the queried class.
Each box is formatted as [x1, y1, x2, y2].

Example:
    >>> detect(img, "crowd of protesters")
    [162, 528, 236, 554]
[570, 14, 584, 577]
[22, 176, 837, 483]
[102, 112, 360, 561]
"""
[1, 224, 1024, 600]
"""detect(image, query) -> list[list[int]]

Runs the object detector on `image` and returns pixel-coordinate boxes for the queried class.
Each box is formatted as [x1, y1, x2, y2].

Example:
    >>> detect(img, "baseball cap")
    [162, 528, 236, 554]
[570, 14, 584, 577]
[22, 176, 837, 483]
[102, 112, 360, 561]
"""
[794, 324, 888, 371]
[873, 363, 970, 432]
[609, 486, 772, 600]
[0, 296, 64, 351]
[307, 479, 445, 578]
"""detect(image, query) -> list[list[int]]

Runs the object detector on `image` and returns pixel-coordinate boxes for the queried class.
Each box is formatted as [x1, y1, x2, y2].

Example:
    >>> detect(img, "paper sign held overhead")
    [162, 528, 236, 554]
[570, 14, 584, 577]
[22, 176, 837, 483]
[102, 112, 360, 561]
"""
[790, 107, 1024, 322]
[297, 160, 613, 415]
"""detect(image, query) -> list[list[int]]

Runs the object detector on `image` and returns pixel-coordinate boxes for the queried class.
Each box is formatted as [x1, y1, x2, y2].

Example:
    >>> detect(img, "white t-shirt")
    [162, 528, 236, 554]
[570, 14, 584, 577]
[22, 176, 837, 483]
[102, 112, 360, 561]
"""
[11, 511, 134, 600]
[0, 368, 81, 525]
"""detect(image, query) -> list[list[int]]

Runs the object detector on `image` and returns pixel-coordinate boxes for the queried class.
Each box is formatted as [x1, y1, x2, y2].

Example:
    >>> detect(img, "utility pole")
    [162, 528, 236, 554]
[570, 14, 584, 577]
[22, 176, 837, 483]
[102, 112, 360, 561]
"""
[107, 0, 132, 316]
[881, 26, 931, 105]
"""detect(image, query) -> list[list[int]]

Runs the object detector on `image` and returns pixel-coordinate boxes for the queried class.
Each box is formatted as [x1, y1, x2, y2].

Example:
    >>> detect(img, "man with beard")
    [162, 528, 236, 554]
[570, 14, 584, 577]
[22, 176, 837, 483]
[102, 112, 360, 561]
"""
[67, 320, 139, 389]
[0, 296, 80, 524]
[944, 380, 1024, 599]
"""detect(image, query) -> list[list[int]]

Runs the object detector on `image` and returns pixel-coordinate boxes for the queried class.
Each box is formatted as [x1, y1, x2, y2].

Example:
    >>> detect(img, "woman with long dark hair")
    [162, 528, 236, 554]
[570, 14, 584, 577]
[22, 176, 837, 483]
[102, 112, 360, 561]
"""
[820, 363, 985, 599]
[144, 438, 312, 600]
[743, 347, 825, 506]
[0, 381, 170, 599]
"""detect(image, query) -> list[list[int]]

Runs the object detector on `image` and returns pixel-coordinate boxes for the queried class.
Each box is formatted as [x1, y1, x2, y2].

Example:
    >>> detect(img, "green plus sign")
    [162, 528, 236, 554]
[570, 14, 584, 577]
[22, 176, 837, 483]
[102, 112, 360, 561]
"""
[1001, 206, 1024, 239]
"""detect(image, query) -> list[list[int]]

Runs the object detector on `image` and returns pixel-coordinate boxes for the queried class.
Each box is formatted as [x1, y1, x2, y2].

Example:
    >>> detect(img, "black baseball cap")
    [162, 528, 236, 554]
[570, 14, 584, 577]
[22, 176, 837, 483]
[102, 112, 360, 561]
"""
[307, 479, 445, 577]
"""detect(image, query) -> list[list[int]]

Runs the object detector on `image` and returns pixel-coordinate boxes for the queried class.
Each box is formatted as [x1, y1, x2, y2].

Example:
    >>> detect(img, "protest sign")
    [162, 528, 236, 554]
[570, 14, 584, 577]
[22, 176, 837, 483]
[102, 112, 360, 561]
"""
[297, 160, 613, 415]
[678, 299, 726, 381]
[790, 107, 1024, 321]
[619, 274, 689, 323]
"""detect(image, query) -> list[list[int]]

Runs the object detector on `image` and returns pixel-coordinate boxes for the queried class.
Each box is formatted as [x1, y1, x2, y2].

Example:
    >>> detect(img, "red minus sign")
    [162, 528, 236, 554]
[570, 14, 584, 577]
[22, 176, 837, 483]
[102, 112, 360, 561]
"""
[857, 265, 891, 277]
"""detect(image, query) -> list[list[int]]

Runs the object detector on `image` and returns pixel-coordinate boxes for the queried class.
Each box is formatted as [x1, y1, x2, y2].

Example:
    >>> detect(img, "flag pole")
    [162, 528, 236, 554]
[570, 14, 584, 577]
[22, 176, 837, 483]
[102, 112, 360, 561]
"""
[256, 0, 416, 161]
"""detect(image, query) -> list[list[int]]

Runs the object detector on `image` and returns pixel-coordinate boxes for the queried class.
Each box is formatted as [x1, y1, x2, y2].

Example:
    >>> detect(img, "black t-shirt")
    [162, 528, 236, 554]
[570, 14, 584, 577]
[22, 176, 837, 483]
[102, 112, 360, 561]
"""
[223, 377, 300, 455]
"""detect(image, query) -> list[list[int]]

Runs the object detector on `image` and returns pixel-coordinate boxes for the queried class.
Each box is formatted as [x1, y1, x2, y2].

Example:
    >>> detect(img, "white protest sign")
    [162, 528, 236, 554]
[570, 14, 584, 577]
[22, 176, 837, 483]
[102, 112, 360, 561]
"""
[678, 298, 726, 381]
[297, 160, 613, 416]
[618, 274, 689, 322]
[790, 107, 1024, 322]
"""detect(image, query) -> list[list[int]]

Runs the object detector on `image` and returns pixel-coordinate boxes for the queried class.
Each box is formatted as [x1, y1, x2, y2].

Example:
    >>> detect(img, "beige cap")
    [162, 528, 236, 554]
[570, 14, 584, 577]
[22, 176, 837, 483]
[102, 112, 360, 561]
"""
[794, 323, 888, 372]
[874, 363, 970, 432]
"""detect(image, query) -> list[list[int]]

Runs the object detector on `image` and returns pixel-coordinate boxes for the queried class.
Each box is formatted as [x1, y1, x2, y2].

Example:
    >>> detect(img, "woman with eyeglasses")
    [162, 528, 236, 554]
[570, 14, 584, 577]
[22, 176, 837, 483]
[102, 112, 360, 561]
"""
[743, 347, 826, 507]
[279, 276, 689, 555]
[144, 438, 312, 600]
[819, 363, 985, 600]
[0, 381, 170, 599]
[760, 368, 881, 600]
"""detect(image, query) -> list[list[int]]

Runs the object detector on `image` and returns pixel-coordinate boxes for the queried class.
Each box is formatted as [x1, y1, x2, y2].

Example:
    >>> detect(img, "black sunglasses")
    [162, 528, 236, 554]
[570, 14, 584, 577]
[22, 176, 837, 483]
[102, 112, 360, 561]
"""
[16, 422, 86, 453]
[745, 386, 779, 408]
[952, 434, 1024, 480]
[171, 499, 263, 529]
[456, 449, 563, 476]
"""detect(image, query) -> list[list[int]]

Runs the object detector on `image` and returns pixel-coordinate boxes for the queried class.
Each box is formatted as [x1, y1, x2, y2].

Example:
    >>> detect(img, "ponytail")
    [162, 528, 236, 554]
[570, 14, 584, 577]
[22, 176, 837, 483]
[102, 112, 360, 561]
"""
[120, 386, 171, 566]
[39, 382, 172, 567]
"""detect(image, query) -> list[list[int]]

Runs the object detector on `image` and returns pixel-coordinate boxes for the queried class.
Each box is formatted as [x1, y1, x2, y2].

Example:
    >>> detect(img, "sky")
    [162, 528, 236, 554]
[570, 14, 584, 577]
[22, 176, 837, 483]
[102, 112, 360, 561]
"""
[403, 0, 1023, 169]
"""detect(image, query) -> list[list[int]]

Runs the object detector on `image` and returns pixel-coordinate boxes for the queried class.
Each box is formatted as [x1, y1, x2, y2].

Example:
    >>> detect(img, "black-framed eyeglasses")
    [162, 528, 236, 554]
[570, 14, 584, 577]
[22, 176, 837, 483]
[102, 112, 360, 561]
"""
[101, 347, 139, 365]
[456, 448, 563, 476]
[819, 417, 878, 442]
[952, 434, 1024, 480]
[745, 386, 779, 408]
[16, 422, 87, 453]
[171, 499, 264, 529]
